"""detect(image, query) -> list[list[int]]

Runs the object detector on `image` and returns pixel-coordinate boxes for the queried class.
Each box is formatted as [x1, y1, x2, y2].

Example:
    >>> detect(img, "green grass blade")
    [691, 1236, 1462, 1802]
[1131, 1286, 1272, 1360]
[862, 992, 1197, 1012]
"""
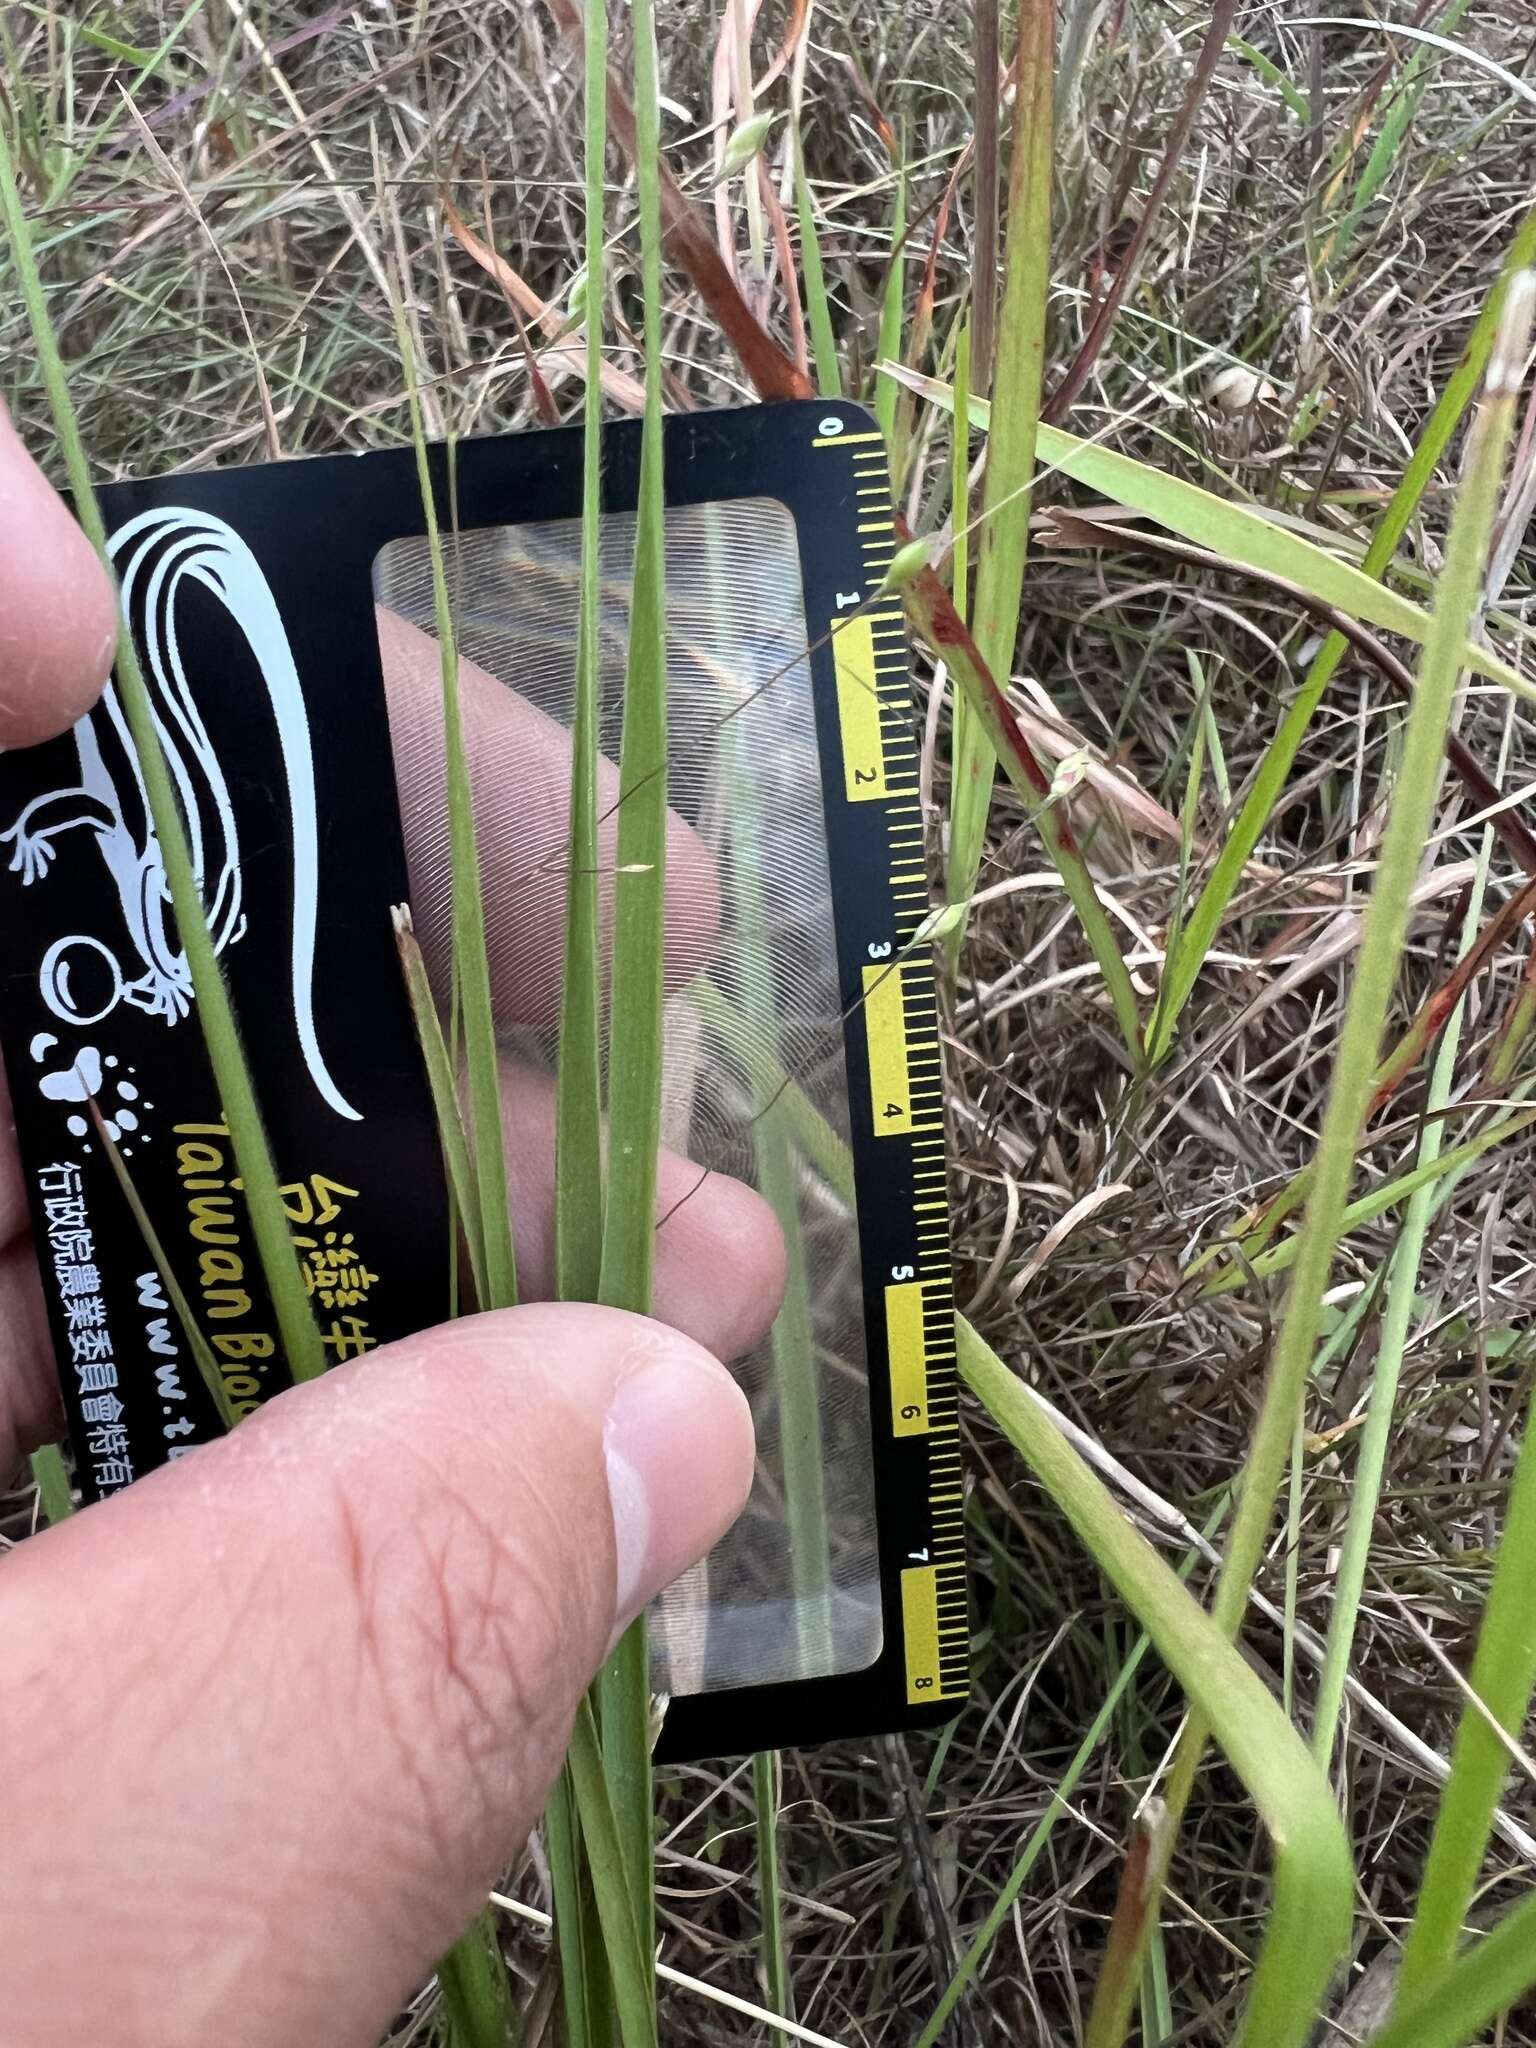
[394, 906, 489, 1309]
[949, 314, 971, 620]
[957, 1321, 1353, 2048]
[544, 1773, 597, 2048]
[596, 18, 667, 1328]
[792, 118, 841, 400]
[1136, 265, 1535, 2028]
[550, 6, 611, 2041]
[593, 0, 668, 1985]
[402, 363, 516, 1307]
[1326, 0, 1475, 268]
[566, 1701, 659, 2048]
[1395, 1323, 1536, 2005]
[888, 364, 1531, 702]
[873, 154, 906, 450]
[916, 1510, 1220, 2048]
[723, 704, 829, 1665]
[29, 1445, 75, 1524]
[1310, 797, 1496, 1765]
[1368, 1889, 1536, 2048]
[941, 312, 973, 981]
[555, 0, 608, 1307]
[752, 1749, 793, 2036]
[1395, 486, 1536, 1979]
[1144, 198, 1536, 1061]
[436, 1914, 513, 2048]
[388, 288, 517, 1314]
[90, 1104, 233, 1429]
[1197, 1110, 1536, 1297]
[0, 107, 327, 1388]
[1228, 34, 1310, 122]
[592, 1620, 653, 1975]
[944, 0, 1053, 964]
[385, 182, 520, 2048]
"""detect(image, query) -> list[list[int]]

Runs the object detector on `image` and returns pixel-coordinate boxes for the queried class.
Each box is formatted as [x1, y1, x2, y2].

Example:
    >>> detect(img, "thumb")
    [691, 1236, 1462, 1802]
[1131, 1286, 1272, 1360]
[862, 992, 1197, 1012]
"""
[0, 1303, 753, 2048]
[0, 403, 119, 746]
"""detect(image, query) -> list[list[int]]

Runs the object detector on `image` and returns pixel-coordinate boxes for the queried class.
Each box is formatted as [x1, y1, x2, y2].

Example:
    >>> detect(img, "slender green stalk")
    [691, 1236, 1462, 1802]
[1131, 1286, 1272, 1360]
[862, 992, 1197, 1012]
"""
[387, 286, 517, 1317]
[1488, 961, 1536, 1084]
[949, 315, 971, 621]
[596, 0, 666, 1331]
[1397, 743, 1536, 2016]
[945, 0, 1053, 965]
[1229, 34, 1311, 122]
[566, 1704, 660, 2048]
[386, 179, 520, 2048]
[1311, 788, 1497, 1764]
[544, 1775, 596, 2048]
[436, 1919, 513, 2048]
[957, 1322, 1353, 2048]
[91, 1104, 233, 1429]
[549, 5, 610, 2042]
[555, 0, 608, 1308]
[29, 1445, 75, 1525]
[1396, 1332, 1536, 2002]
[1367, 1888, 1536, 2048]
[1130, 268, 1536, 2026]
[394, 907, 489, 1310]
[1146, 667, 1212, 1051]
[591, 0, 668, 1985]
[0, 105, 326, 1387]
[1198, 1114, 1536, 1301]
[752, 1749, 793, 2037]
[1283, 1408, 1304, 1719]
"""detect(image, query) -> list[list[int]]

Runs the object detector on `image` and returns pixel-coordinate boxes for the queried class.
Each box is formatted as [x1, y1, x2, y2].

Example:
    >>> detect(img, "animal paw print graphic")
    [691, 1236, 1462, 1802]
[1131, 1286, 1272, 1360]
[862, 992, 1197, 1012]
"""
[30, 1034, 156, 1156]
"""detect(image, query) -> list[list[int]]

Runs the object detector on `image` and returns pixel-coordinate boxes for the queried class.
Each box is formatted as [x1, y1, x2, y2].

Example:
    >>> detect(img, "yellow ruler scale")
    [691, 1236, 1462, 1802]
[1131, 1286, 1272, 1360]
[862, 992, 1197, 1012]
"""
[809, 403, 968, 1729]
[832, 614, 887, 802]
[886, 1279, 930, 1436]
[862, 964, 914, 1135]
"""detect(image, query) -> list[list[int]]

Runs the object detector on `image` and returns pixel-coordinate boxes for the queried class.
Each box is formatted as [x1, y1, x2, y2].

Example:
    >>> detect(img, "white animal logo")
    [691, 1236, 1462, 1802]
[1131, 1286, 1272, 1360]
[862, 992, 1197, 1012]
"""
[1, 506, 360, 1122]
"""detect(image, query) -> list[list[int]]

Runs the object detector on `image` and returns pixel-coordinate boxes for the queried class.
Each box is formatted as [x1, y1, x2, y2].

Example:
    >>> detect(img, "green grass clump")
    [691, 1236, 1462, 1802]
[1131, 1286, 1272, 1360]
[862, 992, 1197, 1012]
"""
[9, 8, 1536, 2046]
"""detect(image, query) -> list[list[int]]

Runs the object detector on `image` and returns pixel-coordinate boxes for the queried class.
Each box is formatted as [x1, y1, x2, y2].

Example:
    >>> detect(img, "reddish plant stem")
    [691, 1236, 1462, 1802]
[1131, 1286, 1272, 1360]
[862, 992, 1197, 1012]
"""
[1042, 0, 1239, 422]
[546, 0, 812, 402]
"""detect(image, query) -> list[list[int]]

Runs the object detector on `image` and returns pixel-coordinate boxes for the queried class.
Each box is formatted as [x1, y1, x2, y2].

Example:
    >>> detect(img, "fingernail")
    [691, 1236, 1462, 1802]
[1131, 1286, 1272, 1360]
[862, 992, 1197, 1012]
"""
[603, 1345, 753, 1631]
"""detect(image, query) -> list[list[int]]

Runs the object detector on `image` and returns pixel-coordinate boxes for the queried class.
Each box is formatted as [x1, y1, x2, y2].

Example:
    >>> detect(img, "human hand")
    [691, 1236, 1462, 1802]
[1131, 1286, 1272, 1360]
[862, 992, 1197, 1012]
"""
[0, 407, 779, 2047]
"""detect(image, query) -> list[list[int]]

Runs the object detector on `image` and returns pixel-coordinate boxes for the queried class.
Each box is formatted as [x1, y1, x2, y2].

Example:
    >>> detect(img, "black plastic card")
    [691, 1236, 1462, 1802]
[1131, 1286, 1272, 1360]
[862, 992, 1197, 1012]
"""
[0, 401, 965, 1757]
